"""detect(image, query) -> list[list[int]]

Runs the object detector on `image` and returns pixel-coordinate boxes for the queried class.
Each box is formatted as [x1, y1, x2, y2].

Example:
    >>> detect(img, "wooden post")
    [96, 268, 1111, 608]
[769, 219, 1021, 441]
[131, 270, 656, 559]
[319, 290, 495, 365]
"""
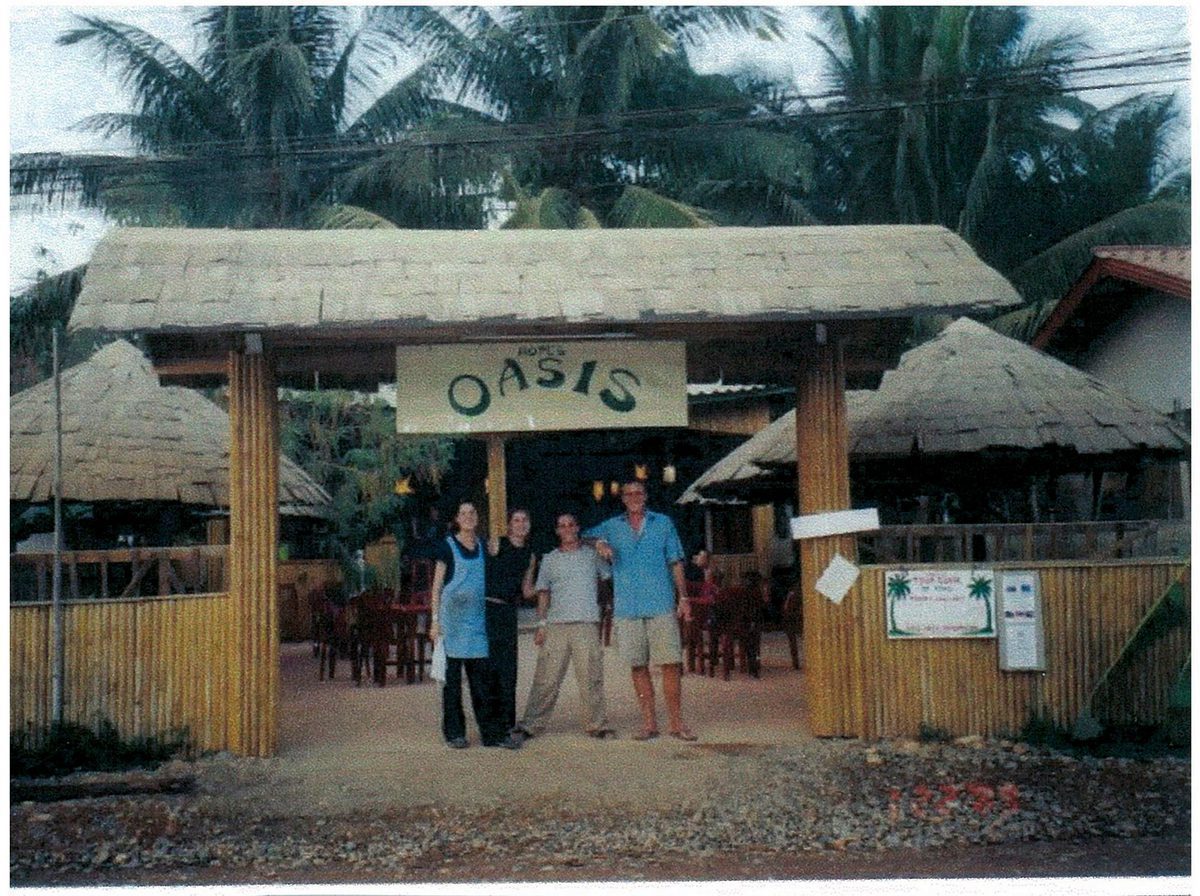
[486, 434, 508, 538]
[796, 336, 860, 737]
[227, 348, 280, 757]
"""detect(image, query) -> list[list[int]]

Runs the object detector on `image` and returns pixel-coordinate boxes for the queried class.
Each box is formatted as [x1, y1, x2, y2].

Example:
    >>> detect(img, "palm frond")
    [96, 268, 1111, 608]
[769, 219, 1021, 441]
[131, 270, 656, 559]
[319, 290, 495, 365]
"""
[305, 203, 399, 229]
[1007, 200, 1190, 310]
[607, 185, 712, 228]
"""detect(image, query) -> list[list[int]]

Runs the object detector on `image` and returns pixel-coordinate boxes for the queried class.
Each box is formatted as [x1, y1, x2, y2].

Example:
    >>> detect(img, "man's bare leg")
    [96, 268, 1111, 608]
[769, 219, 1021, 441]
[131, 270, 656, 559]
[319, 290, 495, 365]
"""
[661, 663, 695, 739]
[631, 665, 658, 738]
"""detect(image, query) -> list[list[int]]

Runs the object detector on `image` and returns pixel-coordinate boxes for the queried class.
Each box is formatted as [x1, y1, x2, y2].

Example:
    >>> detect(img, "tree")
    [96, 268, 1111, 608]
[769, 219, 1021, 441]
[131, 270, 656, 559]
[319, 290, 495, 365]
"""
[383, 6, 813, 228]
[10, 7, 489, 229]
[278, 390, 455, 566]
[800, 7, 1184, 274]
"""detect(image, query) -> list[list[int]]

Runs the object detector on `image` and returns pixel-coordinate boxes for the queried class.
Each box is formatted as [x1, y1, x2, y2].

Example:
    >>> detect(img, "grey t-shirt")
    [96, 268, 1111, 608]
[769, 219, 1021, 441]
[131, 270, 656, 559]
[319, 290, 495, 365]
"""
[535, 545, 611, 624]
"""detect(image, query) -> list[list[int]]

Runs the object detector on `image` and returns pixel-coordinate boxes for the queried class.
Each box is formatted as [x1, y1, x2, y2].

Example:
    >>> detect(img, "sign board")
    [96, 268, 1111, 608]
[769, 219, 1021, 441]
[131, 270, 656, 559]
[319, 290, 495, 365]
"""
[395, 341, 687, 434]
[885, 568, 997, 639]
[997, 571, 1046, 671]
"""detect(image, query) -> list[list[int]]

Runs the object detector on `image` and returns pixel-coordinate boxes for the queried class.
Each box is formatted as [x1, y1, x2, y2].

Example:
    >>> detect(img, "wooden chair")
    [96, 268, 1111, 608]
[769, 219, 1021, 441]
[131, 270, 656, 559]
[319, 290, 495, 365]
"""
[682, 581, 716, 675]
[398, 560, 433, 683]
[598, 579, 614, 646]
[781, 587, 803, 671]
[708, 585, 763, 680]
[348, 589, 385, 687]
[315, 591, 353, 681]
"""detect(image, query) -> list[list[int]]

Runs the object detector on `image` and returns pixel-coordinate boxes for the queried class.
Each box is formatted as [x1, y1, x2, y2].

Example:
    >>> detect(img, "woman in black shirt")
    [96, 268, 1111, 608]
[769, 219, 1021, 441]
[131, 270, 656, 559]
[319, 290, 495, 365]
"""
[485, 508, 536, 734]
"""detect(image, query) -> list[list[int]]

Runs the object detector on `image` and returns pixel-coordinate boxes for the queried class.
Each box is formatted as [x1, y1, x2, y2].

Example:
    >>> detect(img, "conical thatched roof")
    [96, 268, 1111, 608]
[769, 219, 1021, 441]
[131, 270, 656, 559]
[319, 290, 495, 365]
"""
[680, 318, 1189, 503]
[10, 340, 330, 516]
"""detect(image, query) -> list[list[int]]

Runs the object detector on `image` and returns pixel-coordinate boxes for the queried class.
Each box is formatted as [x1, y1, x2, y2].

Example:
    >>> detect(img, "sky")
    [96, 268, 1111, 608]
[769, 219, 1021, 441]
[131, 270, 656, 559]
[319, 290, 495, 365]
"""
[6, 4, 1193, 293]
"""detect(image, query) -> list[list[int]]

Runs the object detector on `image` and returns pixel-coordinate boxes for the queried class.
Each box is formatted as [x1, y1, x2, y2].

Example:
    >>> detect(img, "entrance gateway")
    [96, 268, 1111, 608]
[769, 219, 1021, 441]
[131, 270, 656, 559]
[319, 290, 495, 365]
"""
[68, 224, 1021, 755]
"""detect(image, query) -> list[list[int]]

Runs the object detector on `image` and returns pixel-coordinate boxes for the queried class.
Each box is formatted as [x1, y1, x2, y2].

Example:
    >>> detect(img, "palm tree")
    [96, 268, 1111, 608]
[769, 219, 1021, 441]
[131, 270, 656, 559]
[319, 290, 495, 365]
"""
[381, 6, 813, 228]
[10, 7, 490, 229]
[801, 7, 1184, 273]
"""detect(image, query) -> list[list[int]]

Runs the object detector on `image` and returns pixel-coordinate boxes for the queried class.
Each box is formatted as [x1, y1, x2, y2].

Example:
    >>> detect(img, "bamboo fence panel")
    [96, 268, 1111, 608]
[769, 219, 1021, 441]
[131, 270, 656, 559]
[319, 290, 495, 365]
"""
[806, 560, 1188, 739]
[10, 593, 237, 752]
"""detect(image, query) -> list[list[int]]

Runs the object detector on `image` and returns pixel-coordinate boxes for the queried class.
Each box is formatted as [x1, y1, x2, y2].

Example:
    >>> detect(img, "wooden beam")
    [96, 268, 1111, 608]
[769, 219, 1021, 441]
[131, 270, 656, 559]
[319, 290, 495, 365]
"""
[486, 434, 508, 538]
[227, 349, 280, 757]
[795, 336, 861, 738]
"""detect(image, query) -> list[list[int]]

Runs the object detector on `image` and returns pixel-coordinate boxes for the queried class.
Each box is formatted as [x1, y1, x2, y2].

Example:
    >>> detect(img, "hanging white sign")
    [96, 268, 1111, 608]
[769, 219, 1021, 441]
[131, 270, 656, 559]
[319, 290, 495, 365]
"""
[395, 341, 687, 434]
[997, 571, 1046, 671]
[885, 568, 997, 639]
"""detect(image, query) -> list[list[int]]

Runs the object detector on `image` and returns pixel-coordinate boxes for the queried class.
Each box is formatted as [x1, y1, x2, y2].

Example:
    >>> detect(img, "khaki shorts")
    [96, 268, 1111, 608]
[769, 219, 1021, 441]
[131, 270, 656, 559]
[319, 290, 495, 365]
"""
[613, 613, 682, 667]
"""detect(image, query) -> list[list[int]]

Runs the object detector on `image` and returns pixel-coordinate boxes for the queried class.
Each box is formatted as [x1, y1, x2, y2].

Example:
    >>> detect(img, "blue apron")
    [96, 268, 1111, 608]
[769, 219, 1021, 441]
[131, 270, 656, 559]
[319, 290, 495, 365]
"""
[439, 536, 488, 658]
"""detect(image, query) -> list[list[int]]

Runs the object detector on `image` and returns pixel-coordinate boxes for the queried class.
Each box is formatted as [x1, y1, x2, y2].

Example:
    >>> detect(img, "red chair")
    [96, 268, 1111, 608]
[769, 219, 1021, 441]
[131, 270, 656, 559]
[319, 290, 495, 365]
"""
[598, 579, 614, 646]
[397, 560, 433, 683]
[781, 587, 803, 671]
[682, 581, 716, 674]
[708, 585, 763, 680]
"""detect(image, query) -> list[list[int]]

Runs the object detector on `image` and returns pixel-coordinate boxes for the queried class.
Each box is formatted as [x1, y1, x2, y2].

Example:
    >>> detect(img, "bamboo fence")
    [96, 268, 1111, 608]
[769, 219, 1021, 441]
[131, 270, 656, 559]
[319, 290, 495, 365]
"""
[804, 559, 1189, 739]
[10, 593, 236, 752]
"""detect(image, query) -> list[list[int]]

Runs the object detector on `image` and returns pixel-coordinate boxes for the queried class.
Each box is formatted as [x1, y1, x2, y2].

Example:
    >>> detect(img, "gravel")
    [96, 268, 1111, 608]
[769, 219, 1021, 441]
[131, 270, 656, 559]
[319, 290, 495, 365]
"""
[10, 736, 1189, 882]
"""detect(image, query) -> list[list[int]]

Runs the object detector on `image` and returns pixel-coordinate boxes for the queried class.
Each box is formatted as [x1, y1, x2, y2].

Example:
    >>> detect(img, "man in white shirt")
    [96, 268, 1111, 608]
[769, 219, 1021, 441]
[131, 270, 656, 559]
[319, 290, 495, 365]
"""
[514, 512, 614, 740]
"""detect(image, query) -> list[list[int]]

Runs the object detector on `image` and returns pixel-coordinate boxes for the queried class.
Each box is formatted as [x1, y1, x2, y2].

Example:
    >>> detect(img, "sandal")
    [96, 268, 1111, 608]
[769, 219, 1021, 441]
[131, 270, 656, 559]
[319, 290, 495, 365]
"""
[632, 729, 659, 741]
[668, 729, 698, 742]
[587, 728, 617, 739]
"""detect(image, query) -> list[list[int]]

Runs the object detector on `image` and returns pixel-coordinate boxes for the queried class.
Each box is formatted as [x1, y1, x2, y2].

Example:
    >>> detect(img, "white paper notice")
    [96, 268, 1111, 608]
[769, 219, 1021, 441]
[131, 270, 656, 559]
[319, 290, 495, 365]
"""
[816, 553, 860, 604]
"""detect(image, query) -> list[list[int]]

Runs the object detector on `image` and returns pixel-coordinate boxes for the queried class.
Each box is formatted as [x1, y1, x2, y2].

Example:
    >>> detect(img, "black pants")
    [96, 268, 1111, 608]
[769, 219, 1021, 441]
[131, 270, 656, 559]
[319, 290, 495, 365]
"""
[442, 657, 504, 744]
[485, 602, 519, 732]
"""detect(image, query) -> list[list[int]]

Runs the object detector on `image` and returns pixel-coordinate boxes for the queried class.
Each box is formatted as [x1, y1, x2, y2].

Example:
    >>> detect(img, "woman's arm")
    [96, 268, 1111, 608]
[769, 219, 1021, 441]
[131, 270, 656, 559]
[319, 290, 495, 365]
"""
[521, 553, 537, 601]
[428, 560, 447, 642]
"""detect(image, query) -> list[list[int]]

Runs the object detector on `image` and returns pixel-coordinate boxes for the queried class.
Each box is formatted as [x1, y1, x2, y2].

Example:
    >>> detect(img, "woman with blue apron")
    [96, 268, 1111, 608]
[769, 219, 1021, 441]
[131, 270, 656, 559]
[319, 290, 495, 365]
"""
[428, 501, 519, 750]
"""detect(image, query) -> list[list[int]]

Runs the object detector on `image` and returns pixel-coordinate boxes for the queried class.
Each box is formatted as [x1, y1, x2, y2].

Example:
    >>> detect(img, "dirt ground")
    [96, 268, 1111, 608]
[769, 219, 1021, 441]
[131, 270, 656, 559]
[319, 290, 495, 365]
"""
[263, 631, 816, 816]
[10, 633, 1192, 888]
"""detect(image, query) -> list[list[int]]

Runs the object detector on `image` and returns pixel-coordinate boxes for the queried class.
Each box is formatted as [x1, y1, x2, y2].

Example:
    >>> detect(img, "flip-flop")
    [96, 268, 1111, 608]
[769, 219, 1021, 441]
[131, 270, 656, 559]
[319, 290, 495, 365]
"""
[587, 728, 617, 739]
[632, 729, 659, 741]
[668, 730, 698, 742]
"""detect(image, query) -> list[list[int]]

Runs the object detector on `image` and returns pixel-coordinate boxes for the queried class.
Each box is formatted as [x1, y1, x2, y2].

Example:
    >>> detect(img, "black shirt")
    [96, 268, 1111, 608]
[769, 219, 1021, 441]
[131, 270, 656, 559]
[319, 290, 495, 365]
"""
[487, 538, 534, 606]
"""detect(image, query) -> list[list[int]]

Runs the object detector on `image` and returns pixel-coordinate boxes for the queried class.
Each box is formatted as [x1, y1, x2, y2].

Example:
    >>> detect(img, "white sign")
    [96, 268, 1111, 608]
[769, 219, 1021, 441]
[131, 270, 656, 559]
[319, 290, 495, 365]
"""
[395, 341, 687, 434]
[816, 553, 860, 604]
[885, 568, 997, 639]
[791, 508, 880, 540]
[997, 571, 1046, 671]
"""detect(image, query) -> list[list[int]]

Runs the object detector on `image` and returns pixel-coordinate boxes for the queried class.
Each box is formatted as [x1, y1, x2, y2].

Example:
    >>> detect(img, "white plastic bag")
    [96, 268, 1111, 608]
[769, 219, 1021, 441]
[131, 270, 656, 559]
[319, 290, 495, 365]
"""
[431, 638, 447, 683]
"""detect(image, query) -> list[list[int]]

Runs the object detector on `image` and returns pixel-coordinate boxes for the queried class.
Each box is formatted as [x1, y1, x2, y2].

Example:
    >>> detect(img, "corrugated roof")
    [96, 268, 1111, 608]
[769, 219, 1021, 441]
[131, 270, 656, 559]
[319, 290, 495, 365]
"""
[679, 318, 1189, 503]
[69, 225, 1021, 337]
[10, 341, 331, 515]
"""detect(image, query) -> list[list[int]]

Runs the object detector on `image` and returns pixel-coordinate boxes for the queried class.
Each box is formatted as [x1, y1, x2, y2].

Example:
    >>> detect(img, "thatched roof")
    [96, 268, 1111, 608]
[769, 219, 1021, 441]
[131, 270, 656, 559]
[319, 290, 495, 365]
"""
[680, 317, 1189, 503]
[10, 340, 330, 515]
[70, 225, 1020, 337]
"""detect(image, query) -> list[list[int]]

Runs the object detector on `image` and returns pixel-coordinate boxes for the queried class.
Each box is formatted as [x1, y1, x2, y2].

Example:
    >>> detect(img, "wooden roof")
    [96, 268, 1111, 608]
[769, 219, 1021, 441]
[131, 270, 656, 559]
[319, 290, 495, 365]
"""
[1032, 245, 1190, 350]
[680, 317, 1189, 503]
[67, 225, 1022, 387]
[10, 340, 331, 515]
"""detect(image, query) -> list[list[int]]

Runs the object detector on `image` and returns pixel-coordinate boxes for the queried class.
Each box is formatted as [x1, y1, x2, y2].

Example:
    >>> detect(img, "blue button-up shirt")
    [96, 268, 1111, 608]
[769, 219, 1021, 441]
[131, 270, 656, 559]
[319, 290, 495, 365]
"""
[586, 511, 684, 618]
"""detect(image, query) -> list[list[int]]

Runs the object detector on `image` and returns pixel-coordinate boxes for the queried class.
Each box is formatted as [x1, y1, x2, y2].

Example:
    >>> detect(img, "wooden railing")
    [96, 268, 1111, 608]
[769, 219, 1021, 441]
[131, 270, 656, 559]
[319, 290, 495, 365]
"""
[10, 546, 228, 603]
[857, 520, 1188, 565]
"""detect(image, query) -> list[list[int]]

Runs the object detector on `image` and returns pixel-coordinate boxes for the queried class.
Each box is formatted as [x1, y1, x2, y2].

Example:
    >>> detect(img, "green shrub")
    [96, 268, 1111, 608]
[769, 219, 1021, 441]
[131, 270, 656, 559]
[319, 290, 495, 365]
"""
[917, 723, 952, 743]
[11, 720, 186, 778]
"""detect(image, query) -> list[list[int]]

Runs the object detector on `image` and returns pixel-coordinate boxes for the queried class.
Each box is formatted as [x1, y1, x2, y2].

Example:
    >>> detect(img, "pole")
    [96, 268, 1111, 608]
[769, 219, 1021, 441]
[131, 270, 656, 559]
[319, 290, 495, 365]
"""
[51, 327, 65, 725]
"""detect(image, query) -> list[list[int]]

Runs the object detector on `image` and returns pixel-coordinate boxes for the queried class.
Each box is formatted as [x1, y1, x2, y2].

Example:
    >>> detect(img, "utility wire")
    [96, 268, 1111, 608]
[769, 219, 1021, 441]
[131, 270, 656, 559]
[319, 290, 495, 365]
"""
[12, 39, 1188, 161]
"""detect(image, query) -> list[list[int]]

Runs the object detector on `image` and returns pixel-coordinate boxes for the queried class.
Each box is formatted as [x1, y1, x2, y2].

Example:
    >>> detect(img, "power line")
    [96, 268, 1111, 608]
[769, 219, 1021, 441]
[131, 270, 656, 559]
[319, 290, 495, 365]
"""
[10, 41, 1189, 179]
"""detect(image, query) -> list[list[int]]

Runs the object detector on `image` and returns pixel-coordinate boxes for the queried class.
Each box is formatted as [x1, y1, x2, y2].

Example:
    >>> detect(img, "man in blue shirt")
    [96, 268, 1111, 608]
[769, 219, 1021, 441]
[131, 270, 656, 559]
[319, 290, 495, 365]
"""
[588, 479, 697, 741]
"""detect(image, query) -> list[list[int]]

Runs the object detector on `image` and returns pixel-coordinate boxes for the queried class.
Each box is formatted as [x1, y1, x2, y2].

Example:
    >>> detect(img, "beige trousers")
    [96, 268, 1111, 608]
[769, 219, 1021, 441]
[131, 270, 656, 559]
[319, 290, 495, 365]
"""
[519, 621, 608, 734]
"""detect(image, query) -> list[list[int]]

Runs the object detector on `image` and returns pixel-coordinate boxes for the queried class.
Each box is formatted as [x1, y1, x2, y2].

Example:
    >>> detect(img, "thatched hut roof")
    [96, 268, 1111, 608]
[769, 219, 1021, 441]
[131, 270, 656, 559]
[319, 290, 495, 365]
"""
[680, 318, 1189, 503]
[71, 226, 1020, 336]
[66, 225, 1023, 387]
[10, 340, 330, 516]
